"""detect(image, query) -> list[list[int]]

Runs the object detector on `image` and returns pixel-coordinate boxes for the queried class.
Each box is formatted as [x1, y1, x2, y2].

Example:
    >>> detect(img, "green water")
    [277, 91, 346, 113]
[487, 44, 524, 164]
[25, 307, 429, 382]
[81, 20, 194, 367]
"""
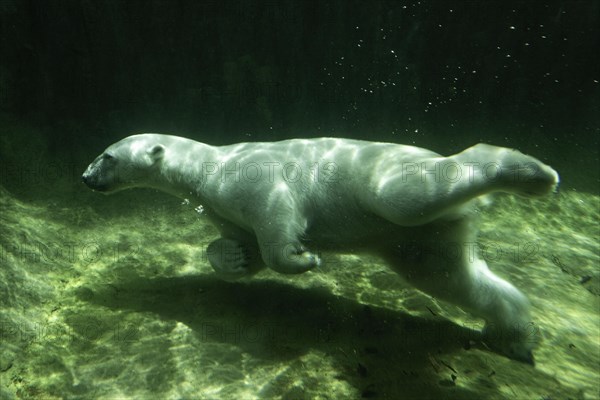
[1, 184, 598, 399]
[1, 1, 598, 398]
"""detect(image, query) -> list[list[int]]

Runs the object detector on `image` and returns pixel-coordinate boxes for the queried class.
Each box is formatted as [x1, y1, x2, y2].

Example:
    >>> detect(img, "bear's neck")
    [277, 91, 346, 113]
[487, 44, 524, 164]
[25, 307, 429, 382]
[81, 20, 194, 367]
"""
[149, 139, 221, 203]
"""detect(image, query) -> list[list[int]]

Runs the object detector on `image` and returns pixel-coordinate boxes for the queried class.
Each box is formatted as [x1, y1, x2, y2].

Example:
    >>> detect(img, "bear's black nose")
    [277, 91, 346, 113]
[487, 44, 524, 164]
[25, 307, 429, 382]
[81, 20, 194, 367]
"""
[82, 175, 89, 184]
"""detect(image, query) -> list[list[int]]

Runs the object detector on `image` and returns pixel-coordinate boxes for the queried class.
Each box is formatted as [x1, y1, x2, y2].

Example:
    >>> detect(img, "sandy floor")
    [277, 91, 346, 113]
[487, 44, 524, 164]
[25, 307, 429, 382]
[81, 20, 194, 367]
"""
[0, 185, 598, 399]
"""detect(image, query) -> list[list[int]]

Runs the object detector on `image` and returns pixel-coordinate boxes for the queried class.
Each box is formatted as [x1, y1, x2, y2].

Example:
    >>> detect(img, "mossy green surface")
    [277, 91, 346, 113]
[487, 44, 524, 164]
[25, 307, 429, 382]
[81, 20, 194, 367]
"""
[1, 184, 598, 399]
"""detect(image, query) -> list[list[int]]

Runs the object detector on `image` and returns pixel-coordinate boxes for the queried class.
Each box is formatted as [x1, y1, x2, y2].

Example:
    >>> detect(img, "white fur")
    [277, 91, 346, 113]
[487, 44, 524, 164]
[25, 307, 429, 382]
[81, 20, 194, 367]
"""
[82, 134, 559, 364]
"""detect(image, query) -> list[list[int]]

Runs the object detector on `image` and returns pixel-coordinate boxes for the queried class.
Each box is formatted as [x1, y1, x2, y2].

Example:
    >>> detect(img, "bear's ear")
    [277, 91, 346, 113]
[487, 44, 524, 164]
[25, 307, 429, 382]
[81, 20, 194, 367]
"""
[148, 144, 165, 162]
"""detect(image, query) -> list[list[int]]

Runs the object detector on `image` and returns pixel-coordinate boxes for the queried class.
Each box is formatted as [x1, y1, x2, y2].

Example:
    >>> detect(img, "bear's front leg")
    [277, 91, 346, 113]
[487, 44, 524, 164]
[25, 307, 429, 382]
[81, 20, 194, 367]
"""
[206, 238, 254, 281]
[251, 192, 321, 274]
[262, 242, 321, 274]
[254, 228, 321, 274]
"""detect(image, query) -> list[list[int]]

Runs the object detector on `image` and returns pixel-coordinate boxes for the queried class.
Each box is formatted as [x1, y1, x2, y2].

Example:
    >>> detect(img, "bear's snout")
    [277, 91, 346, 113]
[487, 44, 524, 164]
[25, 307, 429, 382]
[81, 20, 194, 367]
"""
[81, 169, 108, 192]
[81, 169, 95, 188]
[81, 172, 98, 190]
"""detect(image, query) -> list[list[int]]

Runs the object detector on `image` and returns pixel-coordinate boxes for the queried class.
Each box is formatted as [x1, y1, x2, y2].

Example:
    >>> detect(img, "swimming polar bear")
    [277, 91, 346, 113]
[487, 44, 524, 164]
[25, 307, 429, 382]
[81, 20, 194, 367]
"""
[82, 134, 559, 365]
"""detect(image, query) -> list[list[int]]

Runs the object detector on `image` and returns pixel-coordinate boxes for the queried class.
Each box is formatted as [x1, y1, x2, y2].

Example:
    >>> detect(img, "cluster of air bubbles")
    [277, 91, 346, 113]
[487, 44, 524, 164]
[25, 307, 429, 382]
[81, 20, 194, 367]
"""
[327, 6, 584, 127]
[181, 198, 204, 216]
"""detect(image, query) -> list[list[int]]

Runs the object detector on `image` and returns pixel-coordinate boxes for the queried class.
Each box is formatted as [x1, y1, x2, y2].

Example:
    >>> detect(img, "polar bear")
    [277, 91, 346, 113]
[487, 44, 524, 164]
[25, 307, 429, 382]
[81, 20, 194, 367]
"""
[82, 134, 559, 365]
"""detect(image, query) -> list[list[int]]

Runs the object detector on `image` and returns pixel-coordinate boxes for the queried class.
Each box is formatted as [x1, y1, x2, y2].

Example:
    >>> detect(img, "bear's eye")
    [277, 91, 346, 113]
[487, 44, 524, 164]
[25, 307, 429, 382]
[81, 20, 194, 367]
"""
[103, 153, 115, 161]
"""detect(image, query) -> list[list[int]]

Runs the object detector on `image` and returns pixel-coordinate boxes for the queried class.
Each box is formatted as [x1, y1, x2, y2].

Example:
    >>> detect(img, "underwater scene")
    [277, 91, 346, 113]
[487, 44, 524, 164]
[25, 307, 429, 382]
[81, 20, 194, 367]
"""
[1, 1, 598, 399]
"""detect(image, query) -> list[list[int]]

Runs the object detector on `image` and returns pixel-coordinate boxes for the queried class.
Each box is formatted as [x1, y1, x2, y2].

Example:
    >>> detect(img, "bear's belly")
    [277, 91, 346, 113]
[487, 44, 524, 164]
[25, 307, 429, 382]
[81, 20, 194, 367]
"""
[303, 210, 411, 250]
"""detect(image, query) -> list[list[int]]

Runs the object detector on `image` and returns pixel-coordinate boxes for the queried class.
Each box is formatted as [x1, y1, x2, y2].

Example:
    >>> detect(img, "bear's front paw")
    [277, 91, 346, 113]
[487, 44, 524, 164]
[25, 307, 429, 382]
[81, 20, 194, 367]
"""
[207, 238, 252, 280]
[299, 251, 322, 268]
[264, 245, 321, 275]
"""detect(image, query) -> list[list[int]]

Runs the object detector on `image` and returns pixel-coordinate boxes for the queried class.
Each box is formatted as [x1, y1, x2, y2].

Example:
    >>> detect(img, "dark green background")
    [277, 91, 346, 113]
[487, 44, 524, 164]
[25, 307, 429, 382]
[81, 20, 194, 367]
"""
[0, 0, 598, 194]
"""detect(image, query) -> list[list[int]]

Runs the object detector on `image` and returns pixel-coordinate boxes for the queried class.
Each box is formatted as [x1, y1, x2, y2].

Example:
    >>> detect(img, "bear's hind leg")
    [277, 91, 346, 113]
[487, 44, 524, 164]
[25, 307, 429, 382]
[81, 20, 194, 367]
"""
[383, 222, 537, 364]
[364, 144, 558, 226]
[454, 143, 559, 197]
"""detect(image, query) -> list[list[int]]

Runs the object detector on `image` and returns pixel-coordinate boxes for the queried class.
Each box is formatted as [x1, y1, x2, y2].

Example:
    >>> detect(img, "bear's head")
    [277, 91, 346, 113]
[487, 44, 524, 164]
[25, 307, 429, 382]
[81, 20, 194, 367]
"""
[82, 135, 165, 193]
